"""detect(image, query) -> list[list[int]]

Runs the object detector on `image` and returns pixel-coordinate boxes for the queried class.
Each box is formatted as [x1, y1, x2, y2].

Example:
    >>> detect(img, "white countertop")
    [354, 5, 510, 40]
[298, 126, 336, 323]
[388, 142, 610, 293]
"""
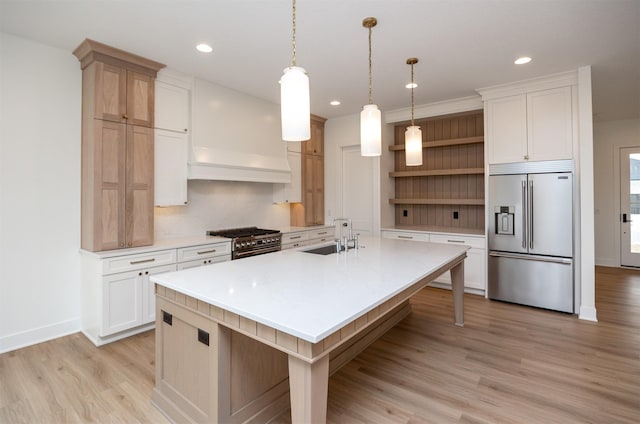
[151, 236, 468, 343]
[79, 235, 230, 259]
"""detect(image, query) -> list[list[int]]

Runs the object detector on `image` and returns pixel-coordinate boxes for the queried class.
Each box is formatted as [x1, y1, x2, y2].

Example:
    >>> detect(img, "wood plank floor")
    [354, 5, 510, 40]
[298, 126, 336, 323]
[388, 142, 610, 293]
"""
[1, 265, 639, 423]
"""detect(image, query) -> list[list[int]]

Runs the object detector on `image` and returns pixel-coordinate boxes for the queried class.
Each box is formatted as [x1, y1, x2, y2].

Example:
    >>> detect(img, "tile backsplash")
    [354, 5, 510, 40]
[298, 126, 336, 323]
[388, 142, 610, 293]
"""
[154, 180, 290, 239]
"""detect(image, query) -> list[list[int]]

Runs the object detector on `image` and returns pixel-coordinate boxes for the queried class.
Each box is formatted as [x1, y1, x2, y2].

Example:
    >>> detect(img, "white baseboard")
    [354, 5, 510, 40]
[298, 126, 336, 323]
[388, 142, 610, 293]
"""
[595, 257, 617, 267]
[0, 318, 81, 354]
[579, 305, 598, 322]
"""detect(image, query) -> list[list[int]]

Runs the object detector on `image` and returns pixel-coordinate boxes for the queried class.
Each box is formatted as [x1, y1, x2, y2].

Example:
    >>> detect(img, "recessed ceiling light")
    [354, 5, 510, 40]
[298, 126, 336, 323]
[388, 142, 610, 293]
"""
[405, 83, 418, 89]
[330, 100, 341, 106]
[514, 56, 532, 65]
[196, 43, 213, 53]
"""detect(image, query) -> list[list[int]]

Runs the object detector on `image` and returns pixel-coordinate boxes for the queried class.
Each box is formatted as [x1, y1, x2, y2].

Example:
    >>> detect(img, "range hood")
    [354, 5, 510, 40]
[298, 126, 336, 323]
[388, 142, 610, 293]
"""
[188, 78, 292, 184]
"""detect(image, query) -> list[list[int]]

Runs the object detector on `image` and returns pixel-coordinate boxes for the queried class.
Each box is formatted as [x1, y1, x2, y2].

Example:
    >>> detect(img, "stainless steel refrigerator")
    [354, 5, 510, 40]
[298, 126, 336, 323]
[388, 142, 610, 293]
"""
[488, 160, 574, 313]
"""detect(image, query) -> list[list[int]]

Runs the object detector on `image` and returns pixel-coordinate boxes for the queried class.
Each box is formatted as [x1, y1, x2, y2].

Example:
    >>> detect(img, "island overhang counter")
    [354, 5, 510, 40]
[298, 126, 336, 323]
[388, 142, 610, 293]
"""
[150, 236, 468, 424]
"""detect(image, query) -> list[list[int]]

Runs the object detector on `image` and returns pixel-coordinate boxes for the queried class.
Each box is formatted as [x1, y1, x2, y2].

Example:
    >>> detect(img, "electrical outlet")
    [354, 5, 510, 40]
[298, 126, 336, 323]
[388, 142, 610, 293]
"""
[453, 211, 459, 220]
[403, 209, 408, 217]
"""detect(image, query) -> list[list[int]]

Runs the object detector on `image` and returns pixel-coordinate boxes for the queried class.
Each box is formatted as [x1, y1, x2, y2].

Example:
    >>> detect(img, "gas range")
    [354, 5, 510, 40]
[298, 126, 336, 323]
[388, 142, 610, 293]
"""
[206, 227, 282, 260]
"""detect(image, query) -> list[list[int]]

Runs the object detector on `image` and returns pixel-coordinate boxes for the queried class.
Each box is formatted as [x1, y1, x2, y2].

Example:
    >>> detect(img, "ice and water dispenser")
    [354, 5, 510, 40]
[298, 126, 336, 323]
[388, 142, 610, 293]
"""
[494, 206, 515, 235]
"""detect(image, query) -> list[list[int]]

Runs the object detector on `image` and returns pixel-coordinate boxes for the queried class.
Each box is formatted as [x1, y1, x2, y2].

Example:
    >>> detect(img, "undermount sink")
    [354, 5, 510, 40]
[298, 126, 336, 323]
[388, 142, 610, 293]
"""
[302, 245, 339, 255]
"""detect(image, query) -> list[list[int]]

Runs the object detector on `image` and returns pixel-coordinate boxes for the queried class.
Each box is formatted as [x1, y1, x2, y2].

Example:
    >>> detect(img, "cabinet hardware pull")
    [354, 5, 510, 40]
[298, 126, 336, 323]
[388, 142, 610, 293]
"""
[290, 235, 302, 240]
[447, 239, 465, 243]
[398, 235, 413, 239]
[122, 114, 128, 120]
[318, 231, 328, 235]
[130, 258, 156, 265]
[197, 249, 217, 255]
[162, 311, 173, 326]
[198, 328, 210, 346]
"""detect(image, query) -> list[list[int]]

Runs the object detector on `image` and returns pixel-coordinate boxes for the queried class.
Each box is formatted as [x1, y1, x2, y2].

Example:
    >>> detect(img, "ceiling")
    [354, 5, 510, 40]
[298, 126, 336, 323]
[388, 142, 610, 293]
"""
[1, 0, 639, 122]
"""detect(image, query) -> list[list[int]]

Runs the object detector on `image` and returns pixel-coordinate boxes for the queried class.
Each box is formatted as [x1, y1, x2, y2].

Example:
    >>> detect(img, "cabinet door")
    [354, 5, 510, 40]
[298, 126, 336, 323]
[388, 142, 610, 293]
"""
[176, 255, 230, 270]
[155, 81, 190, 133]
[273, 151, 301, 203]
[303, 118, 324, 155]
[126, 125, 154, 248]
[433, 247, 485, 291]
[126, 71, 155, 128]
[527, 86, 573, 161]
[102, 270, 143, 336]
[486, 95, 527, 164]
[93, 119, 127, 251]
[155, 129, 188, 206]
[94, 62, 127, 123]
[311, 155, 324, 225]
[143, 264, 176, 324]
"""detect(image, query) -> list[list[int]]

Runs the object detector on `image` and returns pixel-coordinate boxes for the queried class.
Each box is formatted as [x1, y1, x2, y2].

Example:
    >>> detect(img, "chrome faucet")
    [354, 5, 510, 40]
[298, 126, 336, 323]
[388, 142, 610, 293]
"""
[333, 218, 358, 251]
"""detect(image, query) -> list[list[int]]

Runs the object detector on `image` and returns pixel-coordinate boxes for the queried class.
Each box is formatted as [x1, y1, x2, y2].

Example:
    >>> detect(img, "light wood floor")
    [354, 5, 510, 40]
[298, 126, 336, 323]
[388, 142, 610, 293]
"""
[1, 266, 639, 423]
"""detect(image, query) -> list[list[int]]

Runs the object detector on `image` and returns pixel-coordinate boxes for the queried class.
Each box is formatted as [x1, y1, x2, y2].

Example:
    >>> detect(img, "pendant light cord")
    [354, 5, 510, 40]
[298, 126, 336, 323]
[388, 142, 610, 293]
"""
[291, 0, 297, 66]
[410, 62, 415, 126]
[368, 26, 373, 104]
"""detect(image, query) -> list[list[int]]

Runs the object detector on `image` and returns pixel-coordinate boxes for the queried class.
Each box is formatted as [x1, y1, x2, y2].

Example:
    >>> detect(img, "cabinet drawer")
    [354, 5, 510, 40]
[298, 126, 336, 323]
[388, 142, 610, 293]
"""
[430, 234, 485, 249]
[309, 228, 333, 240]
[177, 243, 231, 262]
[177, 255, 230, 270]
[282, 240, 311, 250]
[381, 231, 429, 242]
[103, 249, 177, 275]
[282, 232, 309, 244]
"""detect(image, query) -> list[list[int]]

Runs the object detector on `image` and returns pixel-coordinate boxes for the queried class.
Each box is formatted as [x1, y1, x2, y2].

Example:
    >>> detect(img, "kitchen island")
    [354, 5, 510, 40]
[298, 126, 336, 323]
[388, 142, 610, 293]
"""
[150, 236, 468, 423]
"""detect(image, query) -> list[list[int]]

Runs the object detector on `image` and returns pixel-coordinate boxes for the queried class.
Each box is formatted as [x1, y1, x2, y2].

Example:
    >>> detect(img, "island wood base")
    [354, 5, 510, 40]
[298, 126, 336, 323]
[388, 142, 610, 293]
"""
[152, 256, 465, 423]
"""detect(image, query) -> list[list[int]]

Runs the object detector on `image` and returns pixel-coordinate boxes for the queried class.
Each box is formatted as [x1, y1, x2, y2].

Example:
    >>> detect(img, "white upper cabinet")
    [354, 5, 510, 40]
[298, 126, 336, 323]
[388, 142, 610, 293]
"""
[526, 86, 573, 162]
[479, 72, 577, 165]
[154, 70, 192, 206]
[155, 80, 190, 133]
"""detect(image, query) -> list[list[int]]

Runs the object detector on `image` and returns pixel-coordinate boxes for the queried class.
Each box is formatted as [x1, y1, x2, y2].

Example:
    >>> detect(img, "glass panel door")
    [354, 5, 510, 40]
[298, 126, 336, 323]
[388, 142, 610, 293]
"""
[620, 147, 640, 266]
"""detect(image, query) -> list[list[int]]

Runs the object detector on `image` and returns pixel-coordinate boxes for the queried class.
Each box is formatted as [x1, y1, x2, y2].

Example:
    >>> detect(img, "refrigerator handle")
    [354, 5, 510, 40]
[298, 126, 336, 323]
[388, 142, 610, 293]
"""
[529, 180, 534, 249]
[522, 180, 527, 249]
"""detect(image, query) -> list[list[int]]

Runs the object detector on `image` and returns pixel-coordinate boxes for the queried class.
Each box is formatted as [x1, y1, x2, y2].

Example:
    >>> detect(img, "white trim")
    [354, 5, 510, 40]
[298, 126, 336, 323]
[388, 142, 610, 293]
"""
[385, 95, 483, 123]
[0, 318, 81, 354]
[578, 305, 598, 322]
[577, 65, 597, 322]
[477, 70, 579, 100]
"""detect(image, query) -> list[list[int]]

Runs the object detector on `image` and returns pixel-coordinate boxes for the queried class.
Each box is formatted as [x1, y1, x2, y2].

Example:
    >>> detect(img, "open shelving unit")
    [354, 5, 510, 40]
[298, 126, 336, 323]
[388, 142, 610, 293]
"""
[389, 110, 485, 233]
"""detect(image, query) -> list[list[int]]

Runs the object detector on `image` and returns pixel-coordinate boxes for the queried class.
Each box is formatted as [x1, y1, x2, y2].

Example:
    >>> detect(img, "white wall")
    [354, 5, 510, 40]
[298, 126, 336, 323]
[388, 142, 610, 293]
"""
[593, 118, 640, 266]
[154, 180, 291, 238]
[324, 113, 392, 234]
[0, 33, 82, 353]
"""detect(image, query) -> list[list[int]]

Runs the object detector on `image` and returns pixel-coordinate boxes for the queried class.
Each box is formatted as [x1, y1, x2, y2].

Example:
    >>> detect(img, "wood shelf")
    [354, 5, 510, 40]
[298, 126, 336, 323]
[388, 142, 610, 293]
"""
[389, 168, 484, 178]
[390, 198, 485, 206]
[389, 135, 483, 151]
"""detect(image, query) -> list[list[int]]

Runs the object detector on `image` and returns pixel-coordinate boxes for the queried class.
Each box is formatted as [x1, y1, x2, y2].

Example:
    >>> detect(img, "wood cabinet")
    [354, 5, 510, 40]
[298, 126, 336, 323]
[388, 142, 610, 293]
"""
[74, 39, 165, 251]
[486, 86, 573, 164]
[389, 110, 485, 234]
[291, 115, 326, 226]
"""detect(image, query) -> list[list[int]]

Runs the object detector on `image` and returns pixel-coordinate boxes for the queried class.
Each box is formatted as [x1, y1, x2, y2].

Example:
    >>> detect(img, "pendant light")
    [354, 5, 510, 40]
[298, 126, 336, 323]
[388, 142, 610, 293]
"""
[405, 57, 423, 166]
[360, 17, 381, 157]
[280, 0, 310, 141]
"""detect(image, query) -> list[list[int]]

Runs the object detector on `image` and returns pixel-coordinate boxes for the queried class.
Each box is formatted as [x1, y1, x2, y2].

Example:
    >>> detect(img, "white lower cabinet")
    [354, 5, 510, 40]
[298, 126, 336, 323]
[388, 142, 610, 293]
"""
[176, 242, 231, 269]
[382, 230, 486, 293]
[281, 226, 335, 250]
[103, 263, 176, 335]
[81, 239, 231, 346]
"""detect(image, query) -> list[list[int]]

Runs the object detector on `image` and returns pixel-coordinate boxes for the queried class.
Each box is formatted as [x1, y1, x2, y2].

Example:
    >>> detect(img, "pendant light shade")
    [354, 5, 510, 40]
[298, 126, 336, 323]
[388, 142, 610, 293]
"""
[405, 125, 422, 166]
[405, 57, 422, 166]
[280, 0, 310, 142]
[361, 104, 382, 156]
[360, 17, 381, 157]
[281, 66, 310, 141]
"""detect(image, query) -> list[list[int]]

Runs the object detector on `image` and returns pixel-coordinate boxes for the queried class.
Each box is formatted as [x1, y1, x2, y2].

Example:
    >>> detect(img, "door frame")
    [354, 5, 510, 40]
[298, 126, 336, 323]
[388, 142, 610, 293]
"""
[619, 146, 640, 267]
[337, 144, 380, 236]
